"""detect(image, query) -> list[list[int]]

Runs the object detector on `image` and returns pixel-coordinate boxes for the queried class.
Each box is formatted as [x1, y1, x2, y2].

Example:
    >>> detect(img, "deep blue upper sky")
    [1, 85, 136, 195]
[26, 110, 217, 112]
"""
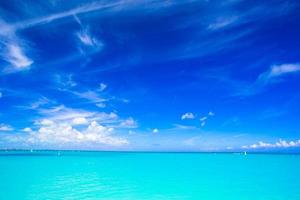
[0, 0, 300, 151]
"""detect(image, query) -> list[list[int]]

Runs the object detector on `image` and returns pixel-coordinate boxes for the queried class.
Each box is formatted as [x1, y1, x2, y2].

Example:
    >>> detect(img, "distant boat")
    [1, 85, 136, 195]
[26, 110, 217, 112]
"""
[244, 151, 247, 156]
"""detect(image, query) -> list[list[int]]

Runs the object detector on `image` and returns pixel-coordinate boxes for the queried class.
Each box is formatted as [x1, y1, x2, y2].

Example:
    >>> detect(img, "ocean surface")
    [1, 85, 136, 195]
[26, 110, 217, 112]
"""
[1, 151, 300, 200]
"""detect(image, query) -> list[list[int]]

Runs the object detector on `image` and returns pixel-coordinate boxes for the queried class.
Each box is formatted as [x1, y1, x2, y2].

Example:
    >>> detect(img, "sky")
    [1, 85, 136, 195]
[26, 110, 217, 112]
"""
[0, 0, 300, 152]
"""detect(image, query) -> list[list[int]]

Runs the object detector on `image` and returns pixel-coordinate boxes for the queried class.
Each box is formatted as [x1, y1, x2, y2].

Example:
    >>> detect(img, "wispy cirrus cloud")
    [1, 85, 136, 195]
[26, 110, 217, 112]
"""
[72, 90, 107, 104]
[213, 63, 300, 97]
[76, 27, 103, 48]
[28, 96, 53, 110]
[245, 63, 300, 95]
[0, 19, 33, 72]
[54, 74, 77, 90]
[75, 15, 104, 54]
[258, 63, 300, 83]
[14, 1, 121, 30]
[173, 124, 196, 130]
[207, 16, 239, 30]
[3, 43, 33, 69]
[8, 1, 190, 32]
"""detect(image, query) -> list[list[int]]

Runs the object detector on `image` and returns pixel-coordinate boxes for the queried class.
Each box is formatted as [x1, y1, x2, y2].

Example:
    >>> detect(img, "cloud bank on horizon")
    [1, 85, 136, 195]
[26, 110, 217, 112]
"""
[0, 0, 300, 151]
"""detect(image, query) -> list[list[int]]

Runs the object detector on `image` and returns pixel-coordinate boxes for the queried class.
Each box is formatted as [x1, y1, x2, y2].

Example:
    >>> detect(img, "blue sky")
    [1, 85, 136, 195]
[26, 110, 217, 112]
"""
[0, 0, 300, 151]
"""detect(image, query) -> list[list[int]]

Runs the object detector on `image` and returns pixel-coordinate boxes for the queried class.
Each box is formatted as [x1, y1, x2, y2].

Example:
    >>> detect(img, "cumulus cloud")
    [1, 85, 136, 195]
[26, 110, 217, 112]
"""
[8, 121, 128, 147]
[34, 104, 137, 130]
[181, 112, 195, 120]
[1, 103, 135, 148]
[242, 139, 300, 149]
[0, 124, 14, 131]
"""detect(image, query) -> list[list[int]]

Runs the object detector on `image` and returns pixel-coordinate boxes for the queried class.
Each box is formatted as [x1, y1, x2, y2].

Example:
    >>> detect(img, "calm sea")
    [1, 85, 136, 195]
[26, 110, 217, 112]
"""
[1, 151, 300, 200]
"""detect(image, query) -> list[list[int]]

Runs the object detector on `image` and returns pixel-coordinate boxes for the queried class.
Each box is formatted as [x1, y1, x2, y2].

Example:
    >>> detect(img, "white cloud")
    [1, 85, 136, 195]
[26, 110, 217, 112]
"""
[173, 124, 196, 130]
[2, 104, 133, 148]
[242, 139, 300, 149]
[269, 63, 300, 77]
[11, 121, 128, 146]
[181, 112, 195, 120]
[208, 111, 215, 116]
[72, 90, 107, 103]
[258, 63, 300, 83]
[0, 124, 14, 131]
[96, 102, 106, 108]
[99, 83, 107, 92]
[0, 20, 33, 72]
[11, 1, 186, 32]
[12, 1, 123, 31]
[77, 28, 103, 49]
[208, 16, 239, 30]
[201, 121, 206, 127]
[120, 117, 138, 128]
[38, 119, 55, 126]
[226, 63, 300, 97]
[74, 15, 103, 53]
[153, 128, 159, 133]
[29, 96, 52, 109]
[200, 116, 208, 121]
[54, 74, 77, 89]
[22, 127, 32, 132]
[72, 117, 88, 125]
[37, 105, 118, 125]
[4, 44, 33, 69]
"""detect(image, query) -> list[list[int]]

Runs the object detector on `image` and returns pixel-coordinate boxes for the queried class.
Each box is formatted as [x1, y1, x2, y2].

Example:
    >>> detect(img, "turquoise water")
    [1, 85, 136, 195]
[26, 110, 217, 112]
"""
[1, 151, 300, 200]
